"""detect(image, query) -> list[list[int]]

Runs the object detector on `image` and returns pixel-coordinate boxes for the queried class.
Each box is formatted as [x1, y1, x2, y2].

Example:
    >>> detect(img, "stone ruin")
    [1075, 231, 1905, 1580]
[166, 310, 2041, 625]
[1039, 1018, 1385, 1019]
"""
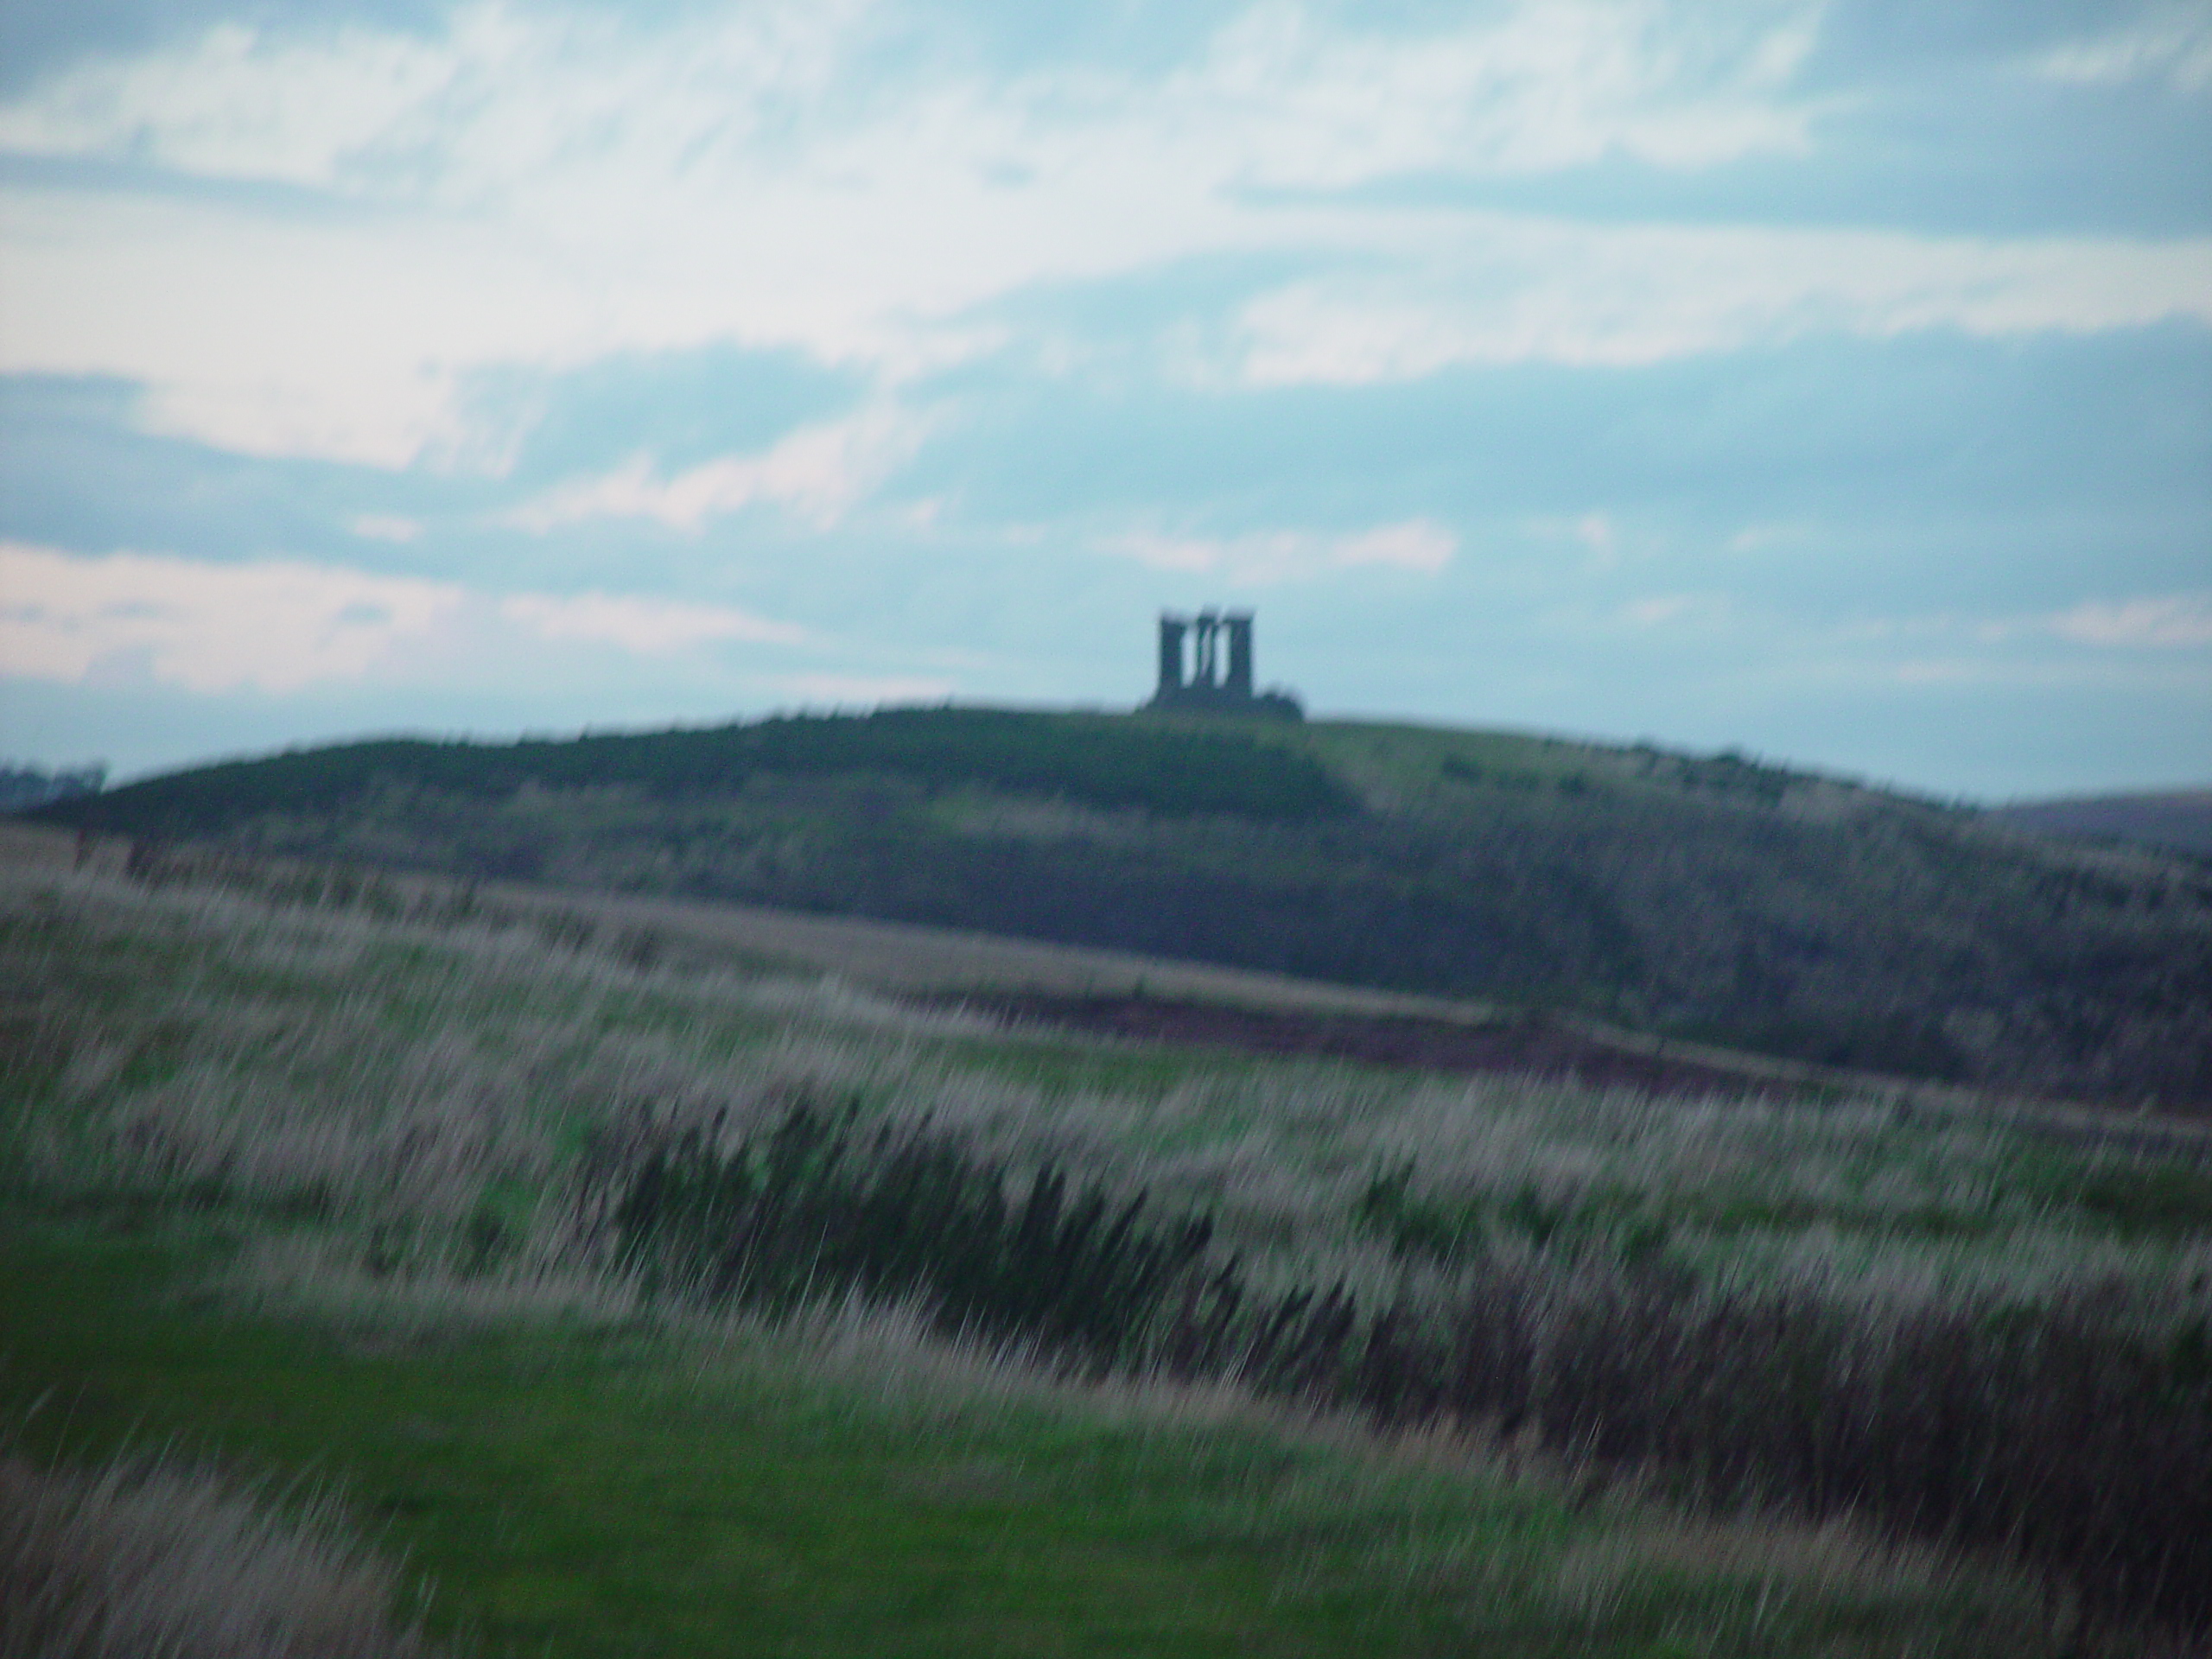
[1145, 609, 1302, 718]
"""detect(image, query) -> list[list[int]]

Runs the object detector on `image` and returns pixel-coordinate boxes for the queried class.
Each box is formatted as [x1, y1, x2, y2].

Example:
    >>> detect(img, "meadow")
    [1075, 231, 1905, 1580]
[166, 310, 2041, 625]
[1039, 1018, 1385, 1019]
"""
[3, 843, 2207, 1655]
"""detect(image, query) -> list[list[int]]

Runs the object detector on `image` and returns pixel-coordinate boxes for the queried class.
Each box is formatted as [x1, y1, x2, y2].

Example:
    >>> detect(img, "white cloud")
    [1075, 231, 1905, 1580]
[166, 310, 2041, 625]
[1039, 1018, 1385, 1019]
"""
[1332, 522, 1459, 572]
[0, 22, 467, 188]
[0, 542, 812, 695]
[1232, 219, 2212, 384]
[2034, 8, 2212, 93]
[0, 0, 1926, 470]
[1103, 518, 1455, 584]
[505, 406, 928, 532]
[0, 541, 464, 691]
[0, 0, 2204, 472]
[1838, 599, 2212, 656]
[0, 2, 1815, 200]
[501, 592, 806, 651]
[0, 187, 595, 467]
[2047, 594, 2212, 649]
[1157, 0, 1821, 188]
[351, 514, 423, 543]
[1621, 594, 1700, 626]
[1726, 522, 1806, 554]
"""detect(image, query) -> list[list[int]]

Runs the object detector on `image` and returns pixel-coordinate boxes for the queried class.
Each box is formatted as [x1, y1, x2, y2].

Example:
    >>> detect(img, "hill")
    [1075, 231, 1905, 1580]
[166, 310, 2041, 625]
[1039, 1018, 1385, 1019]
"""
[31, 706, 2212, 1109]
[1988, 788, 2212, 861]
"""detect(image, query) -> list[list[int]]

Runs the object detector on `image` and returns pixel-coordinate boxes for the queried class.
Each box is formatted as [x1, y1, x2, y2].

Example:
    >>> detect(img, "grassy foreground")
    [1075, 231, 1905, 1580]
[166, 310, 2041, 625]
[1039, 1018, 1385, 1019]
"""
[0, 1226, 2061, 1658]
[3, 853, 2202, 1654]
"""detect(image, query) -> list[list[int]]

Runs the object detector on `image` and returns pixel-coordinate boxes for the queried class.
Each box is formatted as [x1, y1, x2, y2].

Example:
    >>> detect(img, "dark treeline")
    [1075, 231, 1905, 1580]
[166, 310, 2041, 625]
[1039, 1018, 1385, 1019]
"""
[30, 709, 1357, 836]
[602, 1103, 2212, 1643]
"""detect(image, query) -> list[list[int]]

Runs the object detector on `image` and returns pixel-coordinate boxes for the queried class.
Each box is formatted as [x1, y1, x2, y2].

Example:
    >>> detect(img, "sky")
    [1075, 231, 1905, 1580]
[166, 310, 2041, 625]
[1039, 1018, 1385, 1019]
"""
[0, 0, 2207, 800]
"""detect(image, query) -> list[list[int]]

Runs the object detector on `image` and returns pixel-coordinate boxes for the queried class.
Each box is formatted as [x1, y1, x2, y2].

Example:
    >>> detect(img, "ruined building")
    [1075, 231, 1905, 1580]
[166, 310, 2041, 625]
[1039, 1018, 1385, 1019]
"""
[1146, 609, 1303, 717]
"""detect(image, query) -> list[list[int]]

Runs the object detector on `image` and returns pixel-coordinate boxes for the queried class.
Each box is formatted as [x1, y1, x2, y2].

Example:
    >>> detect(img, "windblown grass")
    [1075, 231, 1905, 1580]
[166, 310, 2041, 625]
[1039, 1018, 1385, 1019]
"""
[0, 1229, 2091, 1659]
[0, 1446, 434, 1658]
[3, 855, 2209, 1649]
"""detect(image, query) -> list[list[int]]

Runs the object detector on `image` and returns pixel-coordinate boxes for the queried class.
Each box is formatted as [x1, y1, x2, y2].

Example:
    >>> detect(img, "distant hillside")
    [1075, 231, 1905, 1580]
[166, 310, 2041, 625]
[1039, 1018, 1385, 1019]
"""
[1988, 790, 2212, 860]
[0, 762, 104, 813]
[46, 709, 1356, 836]
[31, 708, 2212, 1109]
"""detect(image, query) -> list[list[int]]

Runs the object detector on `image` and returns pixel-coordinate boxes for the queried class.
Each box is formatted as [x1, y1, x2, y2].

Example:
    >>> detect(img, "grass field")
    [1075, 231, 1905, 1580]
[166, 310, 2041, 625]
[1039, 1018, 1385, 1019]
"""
[3, 846, 2205, 1655]
[40, 704, 2212, 1109]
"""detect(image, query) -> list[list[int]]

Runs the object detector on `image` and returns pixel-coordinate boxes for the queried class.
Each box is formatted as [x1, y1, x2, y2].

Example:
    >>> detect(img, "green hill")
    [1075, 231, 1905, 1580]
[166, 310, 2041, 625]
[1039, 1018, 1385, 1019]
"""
[1991, 788, 2212, 861]
[32, 706, 2212, 1108]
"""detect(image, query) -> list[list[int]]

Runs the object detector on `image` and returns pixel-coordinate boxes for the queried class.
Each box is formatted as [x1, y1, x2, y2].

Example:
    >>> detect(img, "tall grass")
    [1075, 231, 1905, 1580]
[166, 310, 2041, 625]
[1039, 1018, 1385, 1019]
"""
[594, 1101, 2212, 1637]
[604, 1103, 1216, 1370]
[9, 856, 2211, 1643]
[0, 1450, 435, 1657]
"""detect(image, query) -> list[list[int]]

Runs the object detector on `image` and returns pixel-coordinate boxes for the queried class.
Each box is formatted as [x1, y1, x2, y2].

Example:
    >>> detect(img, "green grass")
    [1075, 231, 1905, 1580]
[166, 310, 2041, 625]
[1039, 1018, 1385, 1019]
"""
[3, 861, 2200, 1655]
[0, 1217, 2060, 1658]
[41, 702, 2212, 1109]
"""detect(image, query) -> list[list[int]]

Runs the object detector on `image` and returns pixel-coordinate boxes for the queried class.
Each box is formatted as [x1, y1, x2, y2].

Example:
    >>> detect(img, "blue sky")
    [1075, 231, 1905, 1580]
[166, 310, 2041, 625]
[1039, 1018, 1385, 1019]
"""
[0, 0, 2206, 798]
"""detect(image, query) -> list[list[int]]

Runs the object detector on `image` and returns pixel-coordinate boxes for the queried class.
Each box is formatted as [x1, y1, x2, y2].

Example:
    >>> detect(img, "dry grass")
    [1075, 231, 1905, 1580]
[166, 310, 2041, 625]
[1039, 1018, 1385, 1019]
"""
[9, 856, 2210, 1638]
[9, 857, 2207, 1322]
[0, 1449, 435, 1658]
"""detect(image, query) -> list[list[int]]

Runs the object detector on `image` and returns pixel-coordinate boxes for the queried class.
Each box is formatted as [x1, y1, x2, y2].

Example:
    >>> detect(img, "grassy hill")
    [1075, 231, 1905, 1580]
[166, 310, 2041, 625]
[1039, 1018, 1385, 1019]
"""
[1990, 788, 2212, 861]
[31, 707, 2212, 1109]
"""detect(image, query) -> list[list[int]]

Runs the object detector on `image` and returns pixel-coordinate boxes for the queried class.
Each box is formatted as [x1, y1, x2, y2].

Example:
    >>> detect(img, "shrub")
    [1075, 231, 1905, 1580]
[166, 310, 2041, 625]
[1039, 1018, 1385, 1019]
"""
[606, 1109, 2212, 1639]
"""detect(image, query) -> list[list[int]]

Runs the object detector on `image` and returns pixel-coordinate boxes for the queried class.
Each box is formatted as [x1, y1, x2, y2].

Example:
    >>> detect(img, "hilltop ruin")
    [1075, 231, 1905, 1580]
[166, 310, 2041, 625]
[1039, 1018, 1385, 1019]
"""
[1146, 610, 1302, 717]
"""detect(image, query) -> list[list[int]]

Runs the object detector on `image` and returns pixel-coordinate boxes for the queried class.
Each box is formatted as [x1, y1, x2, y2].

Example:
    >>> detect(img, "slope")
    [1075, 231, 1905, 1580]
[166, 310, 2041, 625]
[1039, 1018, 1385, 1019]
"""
[29, 706, 2212, 1108]
[1990, 789, 2212, 860]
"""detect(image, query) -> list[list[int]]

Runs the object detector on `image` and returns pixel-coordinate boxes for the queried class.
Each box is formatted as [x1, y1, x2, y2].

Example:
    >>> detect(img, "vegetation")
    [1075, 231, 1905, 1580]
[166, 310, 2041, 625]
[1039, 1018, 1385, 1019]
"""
[599, 1104, 2212, 1633]
[0, 1446, 435, 1657]
[3, 851, 2207, 1651]
[0, 762, 104, 814]
[33, 709, 1357, 837]
[1992, 789, 2212, 861]
[31, 708, 2212, 1107]
[10, 1229, 2066, 1659]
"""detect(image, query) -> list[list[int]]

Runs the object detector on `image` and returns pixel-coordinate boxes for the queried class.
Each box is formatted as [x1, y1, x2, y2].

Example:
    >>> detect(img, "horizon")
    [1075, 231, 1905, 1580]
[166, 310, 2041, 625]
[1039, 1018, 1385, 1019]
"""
[20, 691, 2202, 810]
[2, 0, 2208, 800]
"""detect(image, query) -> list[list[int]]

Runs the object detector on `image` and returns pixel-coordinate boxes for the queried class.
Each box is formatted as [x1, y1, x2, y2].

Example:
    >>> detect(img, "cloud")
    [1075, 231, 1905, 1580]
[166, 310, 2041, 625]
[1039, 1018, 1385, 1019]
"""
[501, 591, 807, 651]
[0, 2, 1820, 198]
[2047, 594, 2212, 648]
[0, 20, 466, 188]
[2033, 8, 2212, 93]
[1, 0, 2202, 472]
[350, 513, 423, 543]
[1726, 522, 1806, 553]
[0, 541, 813, 695]
[0, 186, 594, 467]
[1828, 594, 2212, 658]
[1102, 518, 1454, 584]
[504, 405, 926, 531]
[0, 540, 463, 691]
[1156, 0, 1821, 187]
[1231, 219, 2212, 384]
[1620, 594, 1709, 626]
[480, 342, 865, 485]
[0, 0, 2107, 468]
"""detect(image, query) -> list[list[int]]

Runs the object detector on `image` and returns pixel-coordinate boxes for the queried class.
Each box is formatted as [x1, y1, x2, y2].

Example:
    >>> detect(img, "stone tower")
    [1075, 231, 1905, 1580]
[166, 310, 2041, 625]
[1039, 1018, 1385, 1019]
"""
[1146, 609, 1300, 718]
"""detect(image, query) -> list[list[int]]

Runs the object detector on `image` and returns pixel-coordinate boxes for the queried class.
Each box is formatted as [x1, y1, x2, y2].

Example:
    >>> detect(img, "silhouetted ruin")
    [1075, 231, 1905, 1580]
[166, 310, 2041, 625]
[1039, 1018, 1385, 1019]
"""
[1147, 610, 1302, 717]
